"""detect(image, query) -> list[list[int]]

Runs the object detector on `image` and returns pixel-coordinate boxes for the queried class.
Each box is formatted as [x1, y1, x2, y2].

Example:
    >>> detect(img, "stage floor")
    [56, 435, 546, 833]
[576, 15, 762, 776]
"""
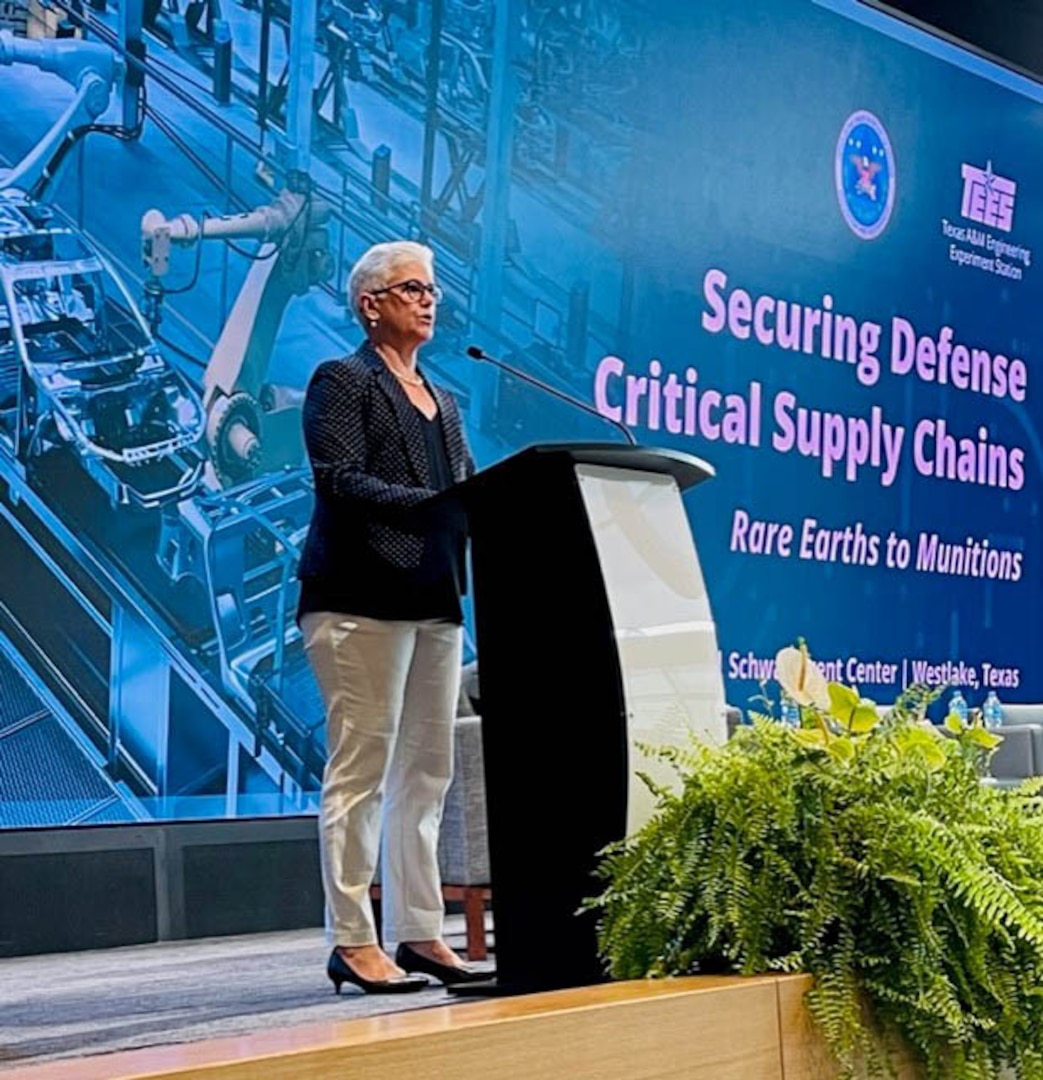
[0, 917, 493, 1073]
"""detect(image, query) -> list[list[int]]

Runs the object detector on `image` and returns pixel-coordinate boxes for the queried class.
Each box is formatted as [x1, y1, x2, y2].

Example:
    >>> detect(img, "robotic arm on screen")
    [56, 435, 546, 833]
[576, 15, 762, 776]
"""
[141, 186, 332, 487]
[0, 31, 120, 197]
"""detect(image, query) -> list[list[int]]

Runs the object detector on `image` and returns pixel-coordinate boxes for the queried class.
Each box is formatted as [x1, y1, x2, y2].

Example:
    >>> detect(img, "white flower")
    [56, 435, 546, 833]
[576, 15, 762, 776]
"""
[775, 643, 830, 710]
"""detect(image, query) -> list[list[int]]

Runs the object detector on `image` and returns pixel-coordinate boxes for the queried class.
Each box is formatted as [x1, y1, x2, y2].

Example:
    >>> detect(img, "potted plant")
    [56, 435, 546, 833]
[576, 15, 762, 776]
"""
[588, 643, 1043, 1079]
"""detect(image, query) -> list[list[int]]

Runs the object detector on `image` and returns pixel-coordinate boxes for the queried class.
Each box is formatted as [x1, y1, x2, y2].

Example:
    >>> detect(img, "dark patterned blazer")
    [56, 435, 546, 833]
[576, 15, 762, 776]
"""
[298, 341, 475, 591]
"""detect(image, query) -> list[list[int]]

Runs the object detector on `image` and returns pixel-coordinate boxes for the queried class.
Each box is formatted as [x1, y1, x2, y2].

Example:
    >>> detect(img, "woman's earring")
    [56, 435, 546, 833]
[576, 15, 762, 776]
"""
[369, 318, 378, 328]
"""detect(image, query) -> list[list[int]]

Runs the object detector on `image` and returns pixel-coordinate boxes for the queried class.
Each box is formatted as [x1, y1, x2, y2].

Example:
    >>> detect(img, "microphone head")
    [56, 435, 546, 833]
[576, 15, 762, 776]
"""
[466, 345, 485, 360]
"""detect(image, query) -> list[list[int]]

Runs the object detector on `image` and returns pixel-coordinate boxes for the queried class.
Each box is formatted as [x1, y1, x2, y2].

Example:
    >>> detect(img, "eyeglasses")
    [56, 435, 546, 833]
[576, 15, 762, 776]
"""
[370, 279, 444, 303]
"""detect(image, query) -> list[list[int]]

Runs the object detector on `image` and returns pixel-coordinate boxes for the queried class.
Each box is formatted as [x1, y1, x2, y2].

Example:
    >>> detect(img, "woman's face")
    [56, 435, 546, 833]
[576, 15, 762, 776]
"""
[363, 259, 439, 350]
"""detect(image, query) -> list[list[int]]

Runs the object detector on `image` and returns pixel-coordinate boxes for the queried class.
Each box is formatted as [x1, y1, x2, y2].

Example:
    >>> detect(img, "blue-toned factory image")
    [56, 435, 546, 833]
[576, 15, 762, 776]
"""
[0, 0, 648, 826]
[1, 0, 1041, 828]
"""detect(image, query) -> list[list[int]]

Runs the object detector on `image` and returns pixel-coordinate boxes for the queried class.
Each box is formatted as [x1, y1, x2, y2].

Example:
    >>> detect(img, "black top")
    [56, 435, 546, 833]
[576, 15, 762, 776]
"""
[422, 410, 455, 492]
[298, 404, 466, 623]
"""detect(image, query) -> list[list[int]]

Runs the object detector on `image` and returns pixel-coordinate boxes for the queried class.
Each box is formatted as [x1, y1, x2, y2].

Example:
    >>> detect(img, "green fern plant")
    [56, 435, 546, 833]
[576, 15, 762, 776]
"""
[588, 644, 1043, 1080]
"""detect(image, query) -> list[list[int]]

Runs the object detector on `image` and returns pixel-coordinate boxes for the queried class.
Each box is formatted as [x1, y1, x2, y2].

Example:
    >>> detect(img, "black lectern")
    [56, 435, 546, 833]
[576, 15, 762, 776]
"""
[446, 444, 725, 995]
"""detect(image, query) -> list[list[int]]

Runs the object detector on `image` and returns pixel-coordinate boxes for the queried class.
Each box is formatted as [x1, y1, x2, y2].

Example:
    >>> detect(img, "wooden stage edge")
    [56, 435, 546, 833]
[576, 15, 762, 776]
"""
[4, 973, 921, 1080]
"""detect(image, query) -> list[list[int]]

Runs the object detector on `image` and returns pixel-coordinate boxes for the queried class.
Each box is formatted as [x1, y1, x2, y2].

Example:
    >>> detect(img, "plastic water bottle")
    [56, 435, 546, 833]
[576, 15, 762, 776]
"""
[983, 691, 1002, 730]
[949, 688, 968, 725]
[780, 695, 800, 728]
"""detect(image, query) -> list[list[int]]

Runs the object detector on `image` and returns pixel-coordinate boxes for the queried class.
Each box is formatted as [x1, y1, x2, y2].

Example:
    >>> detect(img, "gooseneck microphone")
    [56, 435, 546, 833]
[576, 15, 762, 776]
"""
[465, 345, 637, 446]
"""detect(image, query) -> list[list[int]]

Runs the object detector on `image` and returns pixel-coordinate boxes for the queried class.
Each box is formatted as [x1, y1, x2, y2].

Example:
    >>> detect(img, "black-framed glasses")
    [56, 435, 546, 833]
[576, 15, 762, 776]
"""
[370, 279, 444, 303]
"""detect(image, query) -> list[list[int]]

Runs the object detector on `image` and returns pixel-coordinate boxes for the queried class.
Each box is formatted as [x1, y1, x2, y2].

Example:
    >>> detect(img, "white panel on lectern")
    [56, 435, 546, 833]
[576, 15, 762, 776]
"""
[575, 464, 727, 835]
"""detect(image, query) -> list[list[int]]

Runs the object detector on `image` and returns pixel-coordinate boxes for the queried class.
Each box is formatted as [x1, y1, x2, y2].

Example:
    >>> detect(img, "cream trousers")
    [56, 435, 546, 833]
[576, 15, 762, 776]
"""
[301, 610, 462, 948]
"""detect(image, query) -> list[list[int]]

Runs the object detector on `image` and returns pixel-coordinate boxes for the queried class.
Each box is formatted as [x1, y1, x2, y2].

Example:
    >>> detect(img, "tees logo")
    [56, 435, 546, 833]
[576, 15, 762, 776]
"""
[960, 161, 1016, 232]
[835, 110, 895, 240]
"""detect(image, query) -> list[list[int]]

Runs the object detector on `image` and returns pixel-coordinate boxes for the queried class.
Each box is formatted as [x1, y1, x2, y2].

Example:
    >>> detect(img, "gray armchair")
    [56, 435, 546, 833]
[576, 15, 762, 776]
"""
[437, 711, 491, 960]
[990, 704, 1043, 783]
[436, 661, 491, 960]
[724, 705, 745, 738]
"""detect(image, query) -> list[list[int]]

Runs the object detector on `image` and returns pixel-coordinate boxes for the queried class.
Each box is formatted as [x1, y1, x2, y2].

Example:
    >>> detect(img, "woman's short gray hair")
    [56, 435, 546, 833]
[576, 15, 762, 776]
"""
[347, 240, 435, 323]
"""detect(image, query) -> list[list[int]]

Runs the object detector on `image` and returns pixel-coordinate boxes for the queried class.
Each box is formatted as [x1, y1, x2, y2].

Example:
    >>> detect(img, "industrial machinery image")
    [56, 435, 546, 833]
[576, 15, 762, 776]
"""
[0, 1, 647, 830]
[0, 191, 207, 508]
[0, 30, 334, 827]
[1, 33, 206, 509]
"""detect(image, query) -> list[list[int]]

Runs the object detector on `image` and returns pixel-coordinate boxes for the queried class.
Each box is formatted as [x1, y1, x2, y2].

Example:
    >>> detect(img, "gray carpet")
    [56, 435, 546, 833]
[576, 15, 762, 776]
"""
[0, 918, 494, 1071]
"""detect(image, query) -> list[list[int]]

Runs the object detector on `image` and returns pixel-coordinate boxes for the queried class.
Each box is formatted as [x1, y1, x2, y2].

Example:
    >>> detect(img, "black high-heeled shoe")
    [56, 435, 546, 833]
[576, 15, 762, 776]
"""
[327, 949, 430, 995]
[395, 942, 492, 985]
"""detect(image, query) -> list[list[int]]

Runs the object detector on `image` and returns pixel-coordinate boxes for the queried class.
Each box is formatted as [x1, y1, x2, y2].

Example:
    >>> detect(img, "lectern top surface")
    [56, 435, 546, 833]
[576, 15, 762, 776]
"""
[422, 443, 715, 513]
[523, 443, 715, 490]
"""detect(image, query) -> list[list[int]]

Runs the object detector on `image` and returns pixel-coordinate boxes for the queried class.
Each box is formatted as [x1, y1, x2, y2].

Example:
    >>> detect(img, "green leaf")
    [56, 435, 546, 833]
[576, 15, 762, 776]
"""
[964, 727, 1003, 751]
[920, 740, 946, 770]
[828, 682, 859, 719]
[944, 713, 964, 734]
[826, 735, 856, 764]
[848, 703, 880, 734]
[791, 727, 829, 750]
[894, 726, 936, 749]
[893, 726, 946, 769]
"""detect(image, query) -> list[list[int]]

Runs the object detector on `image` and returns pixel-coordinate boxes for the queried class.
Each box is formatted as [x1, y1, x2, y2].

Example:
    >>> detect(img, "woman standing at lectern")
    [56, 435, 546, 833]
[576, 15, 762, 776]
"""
[298, 240, 485, 994]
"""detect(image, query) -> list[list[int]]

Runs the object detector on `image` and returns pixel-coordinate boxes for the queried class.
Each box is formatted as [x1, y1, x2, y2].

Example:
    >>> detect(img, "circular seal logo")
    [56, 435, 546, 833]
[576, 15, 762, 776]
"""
[835, 110, 895, 240]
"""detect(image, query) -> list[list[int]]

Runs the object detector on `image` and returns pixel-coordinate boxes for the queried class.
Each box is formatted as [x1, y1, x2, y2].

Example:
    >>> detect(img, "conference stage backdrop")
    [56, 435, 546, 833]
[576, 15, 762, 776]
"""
[0, 0, 1038, 826]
